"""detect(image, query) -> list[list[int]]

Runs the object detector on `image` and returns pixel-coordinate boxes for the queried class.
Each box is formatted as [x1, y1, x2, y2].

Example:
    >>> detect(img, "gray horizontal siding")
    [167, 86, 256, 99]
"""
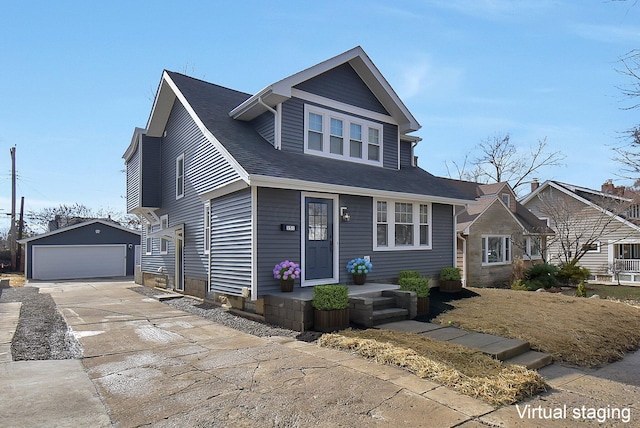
[210, 188, 252, 295]
[251, 111, 275, 146]
[191, 132, 241, 196]
[126, 144, 140, 213]
[140, 100, 209, 285]
[294, 63, 389, 115]
[140, 135, 162, 208]
[256, 187, 301, 297]
[399, 141, 413, 168]
[382, 122, 398, 169]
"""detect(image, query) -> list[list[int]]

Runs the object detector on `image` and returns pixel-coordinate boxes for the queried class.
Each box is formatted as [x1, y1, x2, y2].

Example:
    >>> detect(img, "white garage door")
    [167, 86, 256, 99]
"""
[32, 245, 127, 280]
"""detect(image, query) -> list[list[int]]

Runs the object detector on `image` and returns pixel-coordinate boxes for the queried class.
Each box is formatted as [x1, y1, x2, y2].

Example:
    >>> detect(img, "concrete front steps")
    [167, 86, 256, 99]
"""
[349, 290, 416, 327]
[375, 320, 552, 370]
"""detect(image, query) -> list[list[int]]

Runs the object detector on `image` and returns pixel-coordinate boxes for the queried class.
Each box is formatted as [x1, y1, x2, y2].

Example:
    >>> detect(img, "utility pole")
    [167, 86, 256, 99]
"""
[15, 196, 24, 272]
[9, 146, 16, 270]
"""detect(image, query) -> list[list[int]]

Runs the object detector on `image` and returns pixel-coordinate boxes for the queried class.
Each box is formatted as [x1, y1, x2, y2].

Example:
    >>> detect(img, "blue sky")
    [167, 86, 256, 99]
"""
[1, 1, 639, 232]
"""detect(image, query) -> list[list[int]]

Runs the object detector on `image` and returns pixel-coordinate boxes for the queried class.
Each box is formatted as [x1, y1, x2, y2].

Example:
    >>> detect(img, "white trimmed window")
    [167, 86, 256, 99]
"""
[203, 202, 211, 255]
[527, 236, 542, 259]
[482, 236, 511, 265]
[582, 241, 600, 253]
[176, 154, 185, 199]
[501, 193, 511, 207]
[304, 105, 383, 166]
[374, 199, 431, 250]
[160, 214, 169, 255]
[145, 223, 152, 255]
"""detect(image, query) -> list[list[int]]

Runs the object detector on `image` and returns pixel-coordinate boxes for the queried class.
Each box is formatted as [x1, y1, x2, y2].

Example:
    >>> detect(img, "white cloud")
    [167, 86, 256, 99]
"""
[393, 55, 464, 101]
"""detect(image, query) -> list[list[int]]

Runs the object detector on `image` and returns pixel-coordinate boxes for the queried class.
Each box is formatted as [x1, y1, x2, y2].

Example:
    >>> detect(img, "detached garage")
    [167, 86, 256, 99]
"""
[20, 219, 141, 280]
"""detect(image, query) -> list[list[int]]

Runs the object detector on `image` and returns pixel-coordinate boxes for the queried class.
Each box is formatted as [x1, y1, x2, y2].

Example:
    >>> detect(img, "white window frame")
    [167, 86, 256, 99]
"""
[176, 153, 185, 200]
[482, 235, 512, 265]
[145, 223, 152, 255]
[203, 202, 211, 255]
[582, 241, 601, 254]
[373, 199, 432, 251]
[526, 236, 542, 259]
[304, 104, 383, 167]
[160, 214, 169, 255]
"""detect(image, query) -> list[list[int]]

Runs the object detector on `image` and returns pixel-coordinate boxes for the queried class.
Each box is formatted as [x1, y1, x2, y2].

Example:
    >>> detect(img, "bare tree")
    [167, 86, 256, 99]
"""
[533, 188, 636, 265]
[614, 49, 640, 177]
[447, 134, 565, 195]
[27, 203, 140, 233]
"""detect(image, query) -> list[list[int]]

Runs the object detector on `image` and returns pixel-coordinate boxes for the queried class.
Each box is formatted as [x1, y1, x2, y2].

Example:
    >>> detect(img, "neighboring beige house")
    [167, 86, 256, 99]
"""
[521, 180, 640, 283]
[443, 179, 553, 288]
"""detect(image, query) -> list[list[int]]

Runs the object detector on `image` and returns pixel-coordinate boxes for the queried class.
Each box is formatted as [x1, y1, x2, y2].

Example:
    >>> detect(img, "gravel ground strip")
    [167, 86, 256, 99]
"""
[128, 286, 317, 340]
[0, 286, 82, 360]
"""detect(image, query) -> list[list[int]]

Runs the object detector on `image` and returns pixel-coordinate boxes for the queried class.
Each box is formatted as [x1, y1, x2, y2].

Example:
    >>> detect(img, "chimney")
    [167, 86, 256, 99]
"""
[531, 178, 539, 192]
[602, 179, 615, 194]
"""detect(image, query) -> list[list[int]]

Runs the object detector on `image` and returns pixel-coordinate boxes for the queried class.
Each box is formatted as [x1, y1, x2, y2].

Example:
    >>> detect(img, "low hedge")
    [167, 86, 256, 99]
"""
[399, 277, 430, 298]
[312, 285, 349, 310]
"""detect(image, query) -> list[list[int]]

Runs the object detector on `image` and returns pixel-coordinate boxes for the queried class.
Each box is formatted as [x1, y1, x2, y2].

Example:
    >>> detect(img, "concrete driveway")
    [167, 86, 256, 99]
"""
[2, 280, 639, 427]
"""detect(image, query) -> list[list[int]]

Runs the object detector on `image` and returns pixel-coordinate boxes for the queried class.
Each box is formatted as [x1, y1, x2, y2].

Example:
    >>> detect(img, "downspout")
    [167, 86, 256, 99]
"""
[257, 97, 281, 150]
[411, 141, 418, 167]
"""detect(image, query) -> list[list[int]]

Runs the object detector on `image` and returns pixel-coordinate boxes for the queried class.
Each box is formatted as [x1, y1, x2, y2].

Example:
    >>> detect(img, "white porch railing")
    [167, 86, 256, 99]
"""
[614, 259, 640, 272]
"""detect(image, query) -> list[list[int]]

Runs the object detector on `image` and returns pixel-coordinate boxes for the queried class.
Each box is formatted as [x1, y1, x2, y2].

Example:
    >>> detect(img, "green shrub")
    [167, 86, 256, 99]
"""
[399, 270, 421, 280]
[440, 267, 461, 281]
[557, 261, 590, 285]
[399, 277, 430, 298]
[510, 280, 529, 291]
[576, 281, 587, 297]
[524, 263, 558, 289]
[312, 285, 349, 310]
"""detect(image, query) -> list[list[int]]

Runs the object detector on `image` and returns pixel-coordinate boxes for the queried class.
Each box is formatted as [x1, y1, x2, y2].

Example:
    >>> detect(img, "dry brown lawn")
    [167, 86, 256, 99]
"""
[1, 273, 25, 287]
[433, 287, 640, 368]
[319, 329, 546, 406]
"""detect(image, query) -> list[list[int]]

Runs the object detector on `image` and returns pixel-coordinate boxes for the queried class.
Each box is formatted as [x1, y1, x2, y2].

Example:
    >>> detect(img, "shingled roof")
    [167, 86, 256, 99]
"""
[162, 71, 473, 203]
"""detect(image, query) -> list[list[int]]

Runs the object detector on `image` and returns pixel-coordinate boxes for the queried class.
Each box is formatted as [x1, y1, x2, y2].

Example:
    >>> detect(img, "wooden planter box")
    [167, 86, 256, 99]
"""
[440, 280, 463, 293]
[417, 296, 429, 316]
[314, 308, 349, 332]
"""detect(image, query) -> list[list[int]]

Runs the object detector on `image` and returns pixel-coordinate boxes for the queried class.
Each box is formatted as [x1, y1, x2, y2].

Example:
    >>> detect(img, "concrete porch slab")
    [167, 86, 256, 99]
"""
[376, 320, 445, 334]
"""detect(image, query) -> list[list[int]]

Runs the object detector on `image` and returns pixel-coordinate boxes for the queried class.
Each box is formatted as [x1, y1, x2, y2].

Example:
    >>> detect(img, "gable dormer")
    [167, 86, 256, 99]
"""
[230, 46, 420, 170]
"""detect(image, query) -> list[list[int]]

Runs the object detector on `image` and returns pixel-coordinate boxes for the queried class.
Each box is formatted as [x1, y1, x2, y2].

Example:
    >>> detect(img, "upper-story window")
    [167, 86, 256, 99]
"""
[176, 154, 185, 199]
[628, 204, 640, 219]
[501, 193, 511, 207]
[304, 105, 383, 166]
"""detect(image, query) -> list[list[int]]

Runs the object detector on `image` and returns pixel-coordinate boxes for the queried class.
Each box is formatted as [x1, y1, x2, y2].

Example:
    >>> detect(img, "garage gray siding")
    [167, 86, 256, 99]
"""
[209, 188, 253, 296]
[256, 187, 301, 297]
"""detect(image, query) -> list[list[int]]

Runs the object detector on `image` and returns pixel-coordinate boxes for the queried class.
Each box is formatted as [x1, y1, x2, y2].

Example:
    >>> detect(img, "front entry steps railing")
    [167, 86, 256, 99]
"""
[349, 290, 417, 327]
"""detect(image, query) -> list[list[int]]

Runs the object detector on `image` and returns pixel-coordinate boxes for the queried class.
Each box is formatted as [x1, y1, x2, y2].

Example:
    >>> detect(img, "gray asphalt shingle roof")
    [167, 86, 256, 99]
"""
[166, 71, 472, 202]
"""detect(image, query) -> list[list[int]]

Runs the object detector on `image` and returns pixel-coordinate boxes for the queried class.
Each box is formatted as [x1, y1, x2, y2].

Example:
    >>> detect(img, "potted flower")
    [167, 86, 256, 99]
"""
[312, 284, 350, 332]
[346, 257, 372, 285]
[439, 267, 462, 293]
[273, 260, 301, 292]
[398, 271, 430, 316]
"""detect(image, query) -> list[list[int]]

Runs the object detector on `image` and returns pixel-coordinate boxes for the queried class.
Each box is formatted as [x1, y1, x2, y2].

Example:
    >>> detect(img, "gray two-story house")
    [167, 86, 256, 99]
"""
[123, 46, 473, 308]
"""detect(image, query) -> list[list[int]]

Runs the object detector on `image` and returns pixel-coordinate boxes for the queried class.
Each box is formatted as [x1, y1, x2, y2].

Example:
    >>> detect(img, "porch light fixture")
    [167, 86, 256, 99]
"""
[95, 229, 101, 234]
[340, 206, 351, 222]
